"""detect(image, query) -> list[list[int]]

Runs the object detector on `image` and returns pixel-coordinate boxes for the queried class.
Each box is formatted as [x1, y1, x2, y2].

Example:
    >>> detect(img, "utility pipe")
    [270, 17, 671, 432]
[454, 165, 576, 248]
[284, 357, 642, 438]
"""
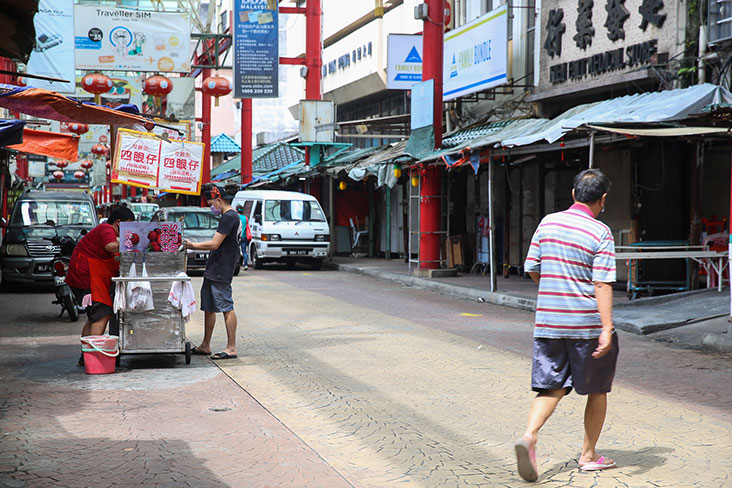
[241, 98, 253, 185]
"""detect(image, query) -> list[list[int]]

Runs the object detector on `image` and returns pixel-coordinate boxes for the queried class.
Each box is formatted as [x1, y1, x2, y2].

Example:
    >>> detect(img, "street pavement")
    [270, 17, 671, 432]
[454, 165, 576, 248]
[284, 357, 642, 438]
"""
[1, 268, 730, 487]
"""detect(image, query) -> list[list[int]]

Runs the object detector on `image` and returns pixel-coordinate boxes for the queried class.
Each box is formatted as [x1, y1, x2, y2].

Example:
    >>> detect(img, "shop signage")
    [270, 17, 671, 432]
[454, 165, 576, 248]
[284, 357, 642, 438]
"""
[387, 34, 423, 90]
[543, 1, 668, 85]
[233, 0, 279, 98]
[322, 42, 373, 79]
[112, 128, 204, 195]
[411, 79, 434, 130]
[443, 4, 508, 101]
[26, 0, 76, 93]
[74, 5, 191, 72]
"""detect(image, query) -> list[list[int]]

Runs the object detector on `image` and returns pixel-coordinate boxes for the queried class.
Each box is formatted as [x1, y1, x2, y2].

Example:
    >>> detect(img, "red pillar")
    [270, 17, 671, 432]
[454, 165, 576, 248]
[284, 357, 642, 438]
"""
[241, 98, 253, 185]
[201, 67, 212, 206]
[130, 186, 137, 198]
[419, 0, 444, 269]
[305, 0, 322, 101]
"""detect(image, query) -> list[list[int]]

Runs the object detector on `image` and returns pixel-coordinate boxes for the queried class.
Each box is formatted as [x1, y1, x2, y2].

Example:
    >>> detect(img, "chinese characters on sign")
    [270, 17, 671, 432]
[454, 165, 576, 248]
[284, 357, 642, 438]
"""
[233, 0, 278, 98]
[112, 129, 204, 195]
[574, 0, 594, 50]
[120, 222, 182, 252]
[544, 9, 566, 58]
[546, 0, 666, 85]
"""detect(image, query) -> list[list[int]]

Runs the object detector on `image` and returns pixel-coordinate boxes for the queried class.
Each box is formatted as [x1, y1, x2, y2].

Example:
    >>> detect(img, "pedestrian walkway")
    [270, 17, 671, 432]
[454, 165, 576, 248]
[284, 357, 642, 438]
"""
[324, 256, 732, 350]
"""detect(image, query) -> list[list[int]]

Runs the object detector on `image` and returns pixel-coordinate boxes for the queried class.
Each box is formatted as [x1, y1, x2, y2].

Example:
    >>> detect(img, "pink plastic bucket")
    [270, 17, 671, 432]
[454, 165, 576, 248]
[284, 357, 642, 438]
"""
[80, 335, 119, 375]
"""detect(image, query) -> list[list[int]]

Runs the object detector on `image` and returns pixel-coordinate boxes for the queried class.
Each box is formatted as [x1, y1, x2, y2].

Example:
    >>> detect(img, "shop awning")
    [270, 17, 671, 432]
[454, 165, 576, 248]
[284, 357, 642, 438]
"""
[7, 128, 78, 160]
[0, 119, 25, 146]
[583, 124, 732, 137]
[502, 83, 732, 147]
[0, 84, 154, 129]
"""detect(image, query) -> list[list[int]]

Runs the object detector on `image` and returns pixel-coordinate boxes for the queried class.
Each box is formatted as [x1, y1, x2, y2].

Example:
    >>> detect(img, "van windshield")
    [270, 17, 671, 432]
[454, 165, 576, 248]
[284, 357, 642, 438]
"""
[170, 212, 220, 230]
[11, 200, 95, 226]
[264, 200, 325, 222]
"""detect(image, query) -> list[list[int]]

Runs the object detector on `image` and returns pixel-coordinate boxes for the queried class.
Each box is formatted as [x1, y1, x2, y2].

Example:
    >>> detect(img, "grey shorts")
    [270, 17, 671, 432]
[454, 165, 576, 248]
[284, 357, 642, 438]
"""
[200, 278, 234, 313]
[531, 333, 619, 395]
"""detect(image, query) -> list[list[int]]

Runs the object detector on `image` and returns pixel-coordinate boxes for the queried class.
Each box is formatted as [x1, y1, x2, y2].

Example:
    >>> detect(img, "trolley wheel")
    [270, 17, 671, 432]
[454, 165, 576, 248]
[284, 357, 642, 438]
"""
[185, 341, 192, 365]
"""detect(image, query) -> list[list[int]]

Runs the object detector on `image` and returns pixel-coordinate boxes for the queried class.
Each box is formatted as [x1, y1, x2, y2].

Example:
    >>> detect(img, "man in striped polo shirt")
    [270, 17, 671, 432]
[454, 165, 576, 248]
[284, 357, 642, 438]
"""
[514, 169, 619, 482]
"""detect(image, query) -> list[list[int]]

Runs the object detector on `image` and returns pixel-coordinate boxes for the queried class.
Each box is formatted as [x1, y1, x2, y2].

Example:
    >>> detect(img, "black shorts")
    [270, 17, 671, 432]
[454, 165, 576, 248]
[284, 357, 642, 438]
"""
[200, 279, 234, 313]
[531, 334, 619, 395]
[70, 286, 114, 323]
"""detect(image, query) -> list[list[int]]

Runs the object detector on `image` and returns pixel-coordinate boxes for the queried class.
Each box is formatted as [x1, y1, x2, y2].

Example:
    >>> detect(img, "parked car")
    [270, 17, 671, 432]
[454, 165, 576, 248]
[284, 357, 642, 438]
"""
[128, 202, 159, 222]
[231, 190, 330, 270]
[0, 190, 98, 288]
[150, 206, 242, 274]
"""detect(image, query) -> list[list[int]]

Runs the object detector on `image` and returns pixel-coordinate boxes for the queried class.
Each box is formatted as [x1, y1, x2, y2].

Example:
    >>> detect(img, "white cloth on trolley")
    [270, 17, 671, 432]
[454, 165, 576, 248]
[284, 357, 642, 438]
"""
[168, 272, 197, 321]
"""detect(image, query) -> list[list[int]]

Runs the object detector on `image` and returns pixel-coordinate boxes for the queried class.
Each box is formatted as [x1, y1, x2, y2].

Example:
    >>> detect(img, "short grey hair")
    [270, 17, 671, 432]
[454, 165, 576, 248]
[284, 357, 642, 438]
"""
[573, 169, 609, 204]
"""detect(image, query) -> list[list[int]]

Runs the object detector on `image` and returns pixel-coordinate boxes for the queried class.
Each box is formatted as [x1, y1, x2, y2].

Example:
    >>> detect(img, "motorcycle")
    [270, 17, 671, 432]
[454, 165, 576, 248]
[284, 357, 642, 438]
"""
[44, 227, 85, 322]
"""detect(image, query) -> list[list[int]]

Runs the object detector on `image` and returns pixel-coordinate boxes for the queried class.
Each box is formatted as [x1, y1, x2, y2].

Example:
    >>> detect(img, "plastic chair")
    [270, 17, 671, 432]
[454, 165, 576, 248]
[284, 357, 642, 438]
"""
[349, 217, 368, 249]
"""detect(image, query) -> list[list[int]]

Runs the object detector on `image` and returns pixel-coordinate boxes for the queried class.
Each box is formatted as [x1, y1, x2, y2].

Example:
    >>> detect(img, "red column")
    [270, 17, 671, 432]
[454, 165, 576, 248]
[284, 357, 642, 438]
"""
[305, 0, 322, 100]
[200, 67, 212, 206]
[130, 186, 137, 198]
[241, 98, 253, 185]
[419, 0, 444, 269]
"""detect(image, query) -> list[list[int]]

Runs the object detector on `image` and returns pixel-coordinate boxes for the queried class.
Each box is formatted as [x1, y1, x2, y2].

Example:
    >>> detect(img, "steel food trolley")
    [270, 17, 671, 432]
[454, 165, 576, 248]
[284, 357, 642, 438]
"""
[110, 251, 193, 365]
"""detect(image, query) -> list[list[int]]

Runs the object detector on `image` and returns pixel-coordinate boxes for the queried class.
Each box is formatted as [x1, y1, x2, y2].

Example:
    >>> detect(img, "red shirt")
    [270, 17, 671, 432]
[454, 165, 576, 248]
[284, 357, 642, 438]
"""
[66, 223, 118, 289]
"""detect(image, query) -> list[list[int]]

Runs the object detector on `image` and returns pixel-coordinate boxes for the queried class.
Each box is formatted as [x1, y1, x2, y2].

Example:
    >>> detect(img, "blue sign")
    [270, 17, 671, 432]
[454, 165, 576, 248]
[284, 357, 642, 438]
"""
[411, 79, 434, 130]
[233, 0, 278, 98]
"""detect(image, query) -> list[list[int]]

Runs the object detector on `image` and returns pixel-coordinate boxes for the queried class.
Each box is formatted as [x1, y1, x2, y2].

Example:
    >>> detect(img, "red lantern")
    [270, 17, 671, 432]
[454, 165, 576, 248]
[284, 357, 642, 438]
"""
[105, 161, 111, 169]
[91, 144, 108, 157]
[81, 72, 113, 104]
[67, 123, 89, 136]
[52, 170, 64, 181]
[143, 75, 174, 98]
[54, 160, 68, 169]
[80, 160, 94, 170]
[201, 75, 232, 107]
[99, 135, 109, 143]
[74, 170, 85, 180]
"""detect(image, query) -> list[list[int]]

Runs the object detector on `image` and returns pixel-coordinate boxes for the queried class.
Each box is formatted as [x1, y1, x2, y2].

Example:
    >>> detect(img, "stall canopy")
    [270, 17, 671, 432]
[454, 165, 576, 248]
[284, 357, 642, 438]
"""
[7, 128, 78, 160]
[0, 119, 25, 146]
[0, 84, 155, 129]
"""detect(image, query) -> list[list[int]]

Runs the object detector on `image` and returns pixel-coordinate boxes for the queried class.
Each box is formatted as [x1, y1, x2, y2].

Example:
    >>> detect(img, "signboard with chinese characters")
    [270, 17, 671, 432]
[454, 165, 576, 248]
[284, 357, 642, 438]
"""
[112, 129, 204, 195]
[74, 5, 191, 72]
[386, 34, 423, 90]
[26, 0, 76, 93]
[538, 0, 679, 93]
[443, 5, 508, 101]
[120, 222, 182, 253]
[233, 0, 278, 98]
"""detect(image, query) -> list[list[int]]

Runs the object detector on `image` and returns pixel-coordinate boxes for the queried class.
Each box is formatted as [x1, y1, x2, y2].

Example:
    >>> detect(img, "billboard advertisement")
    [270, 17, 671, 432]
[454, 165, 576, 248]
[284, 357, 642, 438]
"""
[443, 5, 508, 101]
[387, 34, 423, 90]
[74, 5, 191, 72]
[233, 0, 279, 98]
[25, 0, 76, 93]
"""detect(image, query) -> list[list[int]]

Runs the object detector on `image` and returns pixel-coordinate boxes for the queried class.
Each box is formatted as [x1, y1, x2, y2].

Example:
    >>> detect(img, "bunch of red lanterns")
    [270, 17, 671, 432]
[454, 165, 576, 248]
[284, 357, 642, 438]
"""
[91, 144, 109, 158]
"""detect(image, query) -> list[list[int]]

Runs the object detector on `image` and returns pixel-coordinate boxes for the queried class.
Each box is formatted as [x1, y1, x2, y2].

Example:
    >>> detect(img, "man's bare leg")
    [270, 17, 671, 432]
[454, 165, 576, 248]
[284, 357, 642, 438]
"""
[81, 320, 92, 337]
[219, 310, 237, 356]
[579, 393, 614, 466]
[523, 389, 565, 445]
[89, 315, 111, 336]
[194, 311, 216, 355]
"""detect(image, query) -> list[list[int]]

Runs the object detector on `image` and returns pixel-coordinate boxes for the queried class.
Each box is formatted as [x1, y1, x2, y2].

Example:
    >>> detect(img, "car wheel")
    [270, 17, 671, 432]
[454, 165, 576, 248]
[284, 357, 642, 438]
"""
[311, 259, 323, 271]
[251, 243, 263, 269]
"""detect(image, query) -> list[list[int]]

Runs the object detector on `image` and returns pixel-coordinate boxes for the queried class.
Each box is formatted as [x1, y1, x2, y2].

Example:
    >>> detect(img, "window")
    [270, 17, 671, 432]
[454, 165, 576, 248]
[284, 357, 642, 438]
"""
[253, 201, 263, 223]
[525, 0, 535, 84]
[263, 200, 326, 222]
[12, 201, 95, 227]
[172, 212, 220, 230]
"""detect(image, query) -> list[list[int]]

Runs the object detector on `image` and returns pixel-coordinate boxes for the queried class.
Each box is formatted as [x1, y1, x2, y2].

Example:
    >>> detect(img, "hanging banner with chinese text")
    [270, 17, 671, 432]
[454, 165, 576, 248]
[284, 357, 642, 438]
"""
[233, 0, 279, 98]
[112, 128, 204, 195]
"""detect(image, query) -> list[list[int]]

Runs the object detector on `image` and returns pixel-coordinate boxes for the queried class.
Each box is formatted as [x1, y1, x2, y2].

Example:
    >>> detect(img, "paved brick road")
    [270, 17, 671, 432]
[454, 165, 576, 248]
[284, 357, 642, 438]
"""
[1, 269, 730, 487]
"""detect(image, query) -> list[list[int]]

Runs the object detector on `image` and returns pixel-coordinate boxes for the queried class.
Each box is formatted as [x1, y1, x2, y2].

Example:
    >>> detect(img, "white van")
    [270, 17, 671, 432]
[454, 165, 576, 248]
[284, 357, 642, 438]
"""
[231, 190, 330, 270]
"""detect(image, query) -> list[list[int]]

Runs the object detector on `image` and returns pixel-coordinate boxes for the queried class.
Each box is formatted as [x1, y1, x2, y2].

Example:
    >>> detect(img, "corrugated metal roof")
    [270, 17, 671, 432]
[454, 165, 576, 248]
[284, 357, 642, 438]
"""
[210, 133, 241, 153]
[211, 142, 305, 181]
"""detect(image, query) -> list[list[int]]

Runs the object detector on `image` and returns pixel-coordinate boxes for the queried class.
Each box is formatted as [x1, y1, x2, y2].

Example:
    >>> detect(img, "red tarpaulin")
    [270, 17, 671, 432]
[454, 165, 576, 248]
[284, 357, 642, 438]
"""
[7, 128, 78, 161]
[0, 84, 154, 129]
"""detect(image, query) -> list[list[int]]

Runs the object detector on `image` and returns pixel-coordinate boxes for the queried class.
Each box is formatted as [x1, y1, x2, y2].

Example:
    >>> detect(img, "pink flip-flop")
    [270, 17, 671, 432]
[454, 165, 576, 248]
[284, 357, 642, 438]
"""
[514, 437, 538, 482]
[580, 455, 616, 471]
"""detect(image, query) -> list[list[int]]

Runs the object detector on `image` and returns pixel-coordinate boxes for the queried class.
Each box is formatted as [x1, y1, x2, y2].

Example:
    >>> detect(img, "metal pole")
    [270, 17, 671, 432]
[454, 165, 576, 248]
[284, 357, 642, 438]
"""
[200, 67, 212, 206]
[305, 0, 322, 100]
[588, 132, 595, 168]
[241, 98, 253, 185]
[329, 176, 335, 257]
[488, 159, 496, 291]
[386, 185, 391, 260]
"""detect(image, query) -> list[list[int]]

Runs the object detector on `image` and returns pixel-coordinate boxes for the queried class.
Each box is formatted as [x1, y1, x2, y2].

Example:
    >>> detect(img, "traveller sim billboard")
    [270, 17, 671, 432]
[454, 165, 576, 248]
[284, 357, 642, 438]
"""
[443, 4, 508, 101]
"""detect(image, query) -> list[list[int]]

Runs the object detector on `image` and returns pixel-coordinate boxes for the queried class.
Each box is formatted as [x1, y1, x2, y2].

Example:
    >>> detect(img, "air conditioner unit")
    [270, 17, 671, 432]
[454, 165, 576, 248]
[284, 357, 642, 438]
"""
[256, 132, 267, 146]
[709, 0, 732, 45]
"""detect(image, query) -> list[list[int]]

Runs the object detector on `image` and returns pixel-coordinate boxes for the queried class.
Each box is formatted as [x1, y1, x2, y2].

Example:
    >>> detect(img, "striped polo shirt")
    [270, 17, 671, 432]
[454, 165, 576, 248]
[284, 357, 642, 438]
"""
[524, 203, 616, 339]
